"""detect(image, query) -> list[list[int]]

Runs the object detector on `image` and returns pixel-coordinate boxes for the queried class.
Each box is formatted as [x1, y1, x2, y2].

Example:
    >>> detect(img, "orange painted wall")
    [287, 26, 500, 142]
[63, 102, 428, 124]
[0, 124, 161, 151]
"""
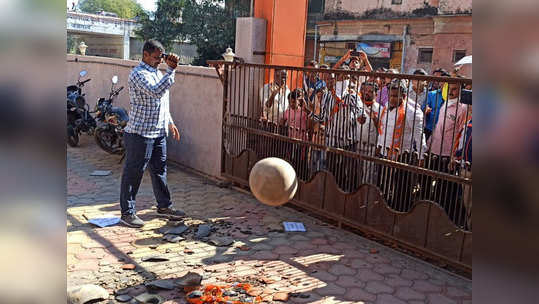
[254, 0, 309, 88]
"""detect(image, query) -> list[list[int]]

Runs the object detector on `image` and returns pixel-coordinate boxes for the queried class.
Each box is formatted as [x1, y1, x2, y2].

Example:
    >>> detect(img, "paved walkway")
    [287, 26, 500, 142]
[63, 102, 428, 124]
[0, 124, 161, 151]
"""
[67, 136, 471, 304]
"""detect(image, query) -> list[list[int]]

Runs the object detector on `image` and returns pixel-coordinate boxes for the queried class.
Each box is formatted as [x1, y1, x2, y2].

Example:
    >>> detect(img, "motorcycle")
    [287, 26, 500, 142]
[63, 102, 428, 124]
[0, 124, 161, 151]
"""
[94, 75, 129, 155]
[67, 70, 96, 147]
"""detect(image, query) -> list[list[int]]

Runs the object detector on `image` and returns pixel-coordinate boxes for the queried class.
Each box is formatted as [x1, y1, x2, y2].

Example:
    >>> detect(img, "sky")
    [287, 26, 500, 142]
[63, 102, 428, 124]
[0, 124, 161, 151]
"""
[67, 0, 157, 12]
[136, 0, 157, 12]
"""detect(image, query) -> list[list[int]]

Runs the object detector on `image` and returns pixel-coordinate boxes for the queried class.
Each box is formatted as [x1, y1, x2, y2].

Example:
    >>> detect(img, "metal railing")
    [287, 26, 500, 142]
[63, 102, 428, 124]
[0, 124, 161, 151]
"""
[210, 60, 472, 232]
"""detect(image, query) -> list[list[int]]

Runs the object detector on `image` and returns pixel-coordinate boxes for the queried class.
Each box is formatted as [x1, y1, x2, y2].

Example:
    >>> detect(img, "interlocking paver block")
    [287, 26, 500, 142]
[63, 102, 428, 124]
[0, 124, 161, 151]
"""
[364, 281, 394, 294]
[375, 294, 408, 304]
[328, 264, 356, 276]
[316, 283, 346, 296]
[356, 269, 384, 282]
[427, 293, 458, 304]
[412, 280, 443, 293]
[67, 137, 471, 304]
[395, 287, 426, 301]
[343, 288, 376, 302]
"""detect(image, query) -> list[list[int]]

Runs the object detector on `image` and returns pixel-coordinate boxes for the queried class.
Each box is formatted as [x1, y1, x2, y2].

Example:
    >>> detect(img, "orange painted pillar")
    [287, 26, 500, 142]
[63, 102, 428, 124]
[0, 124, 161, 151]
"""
[254, 0, 308, 68]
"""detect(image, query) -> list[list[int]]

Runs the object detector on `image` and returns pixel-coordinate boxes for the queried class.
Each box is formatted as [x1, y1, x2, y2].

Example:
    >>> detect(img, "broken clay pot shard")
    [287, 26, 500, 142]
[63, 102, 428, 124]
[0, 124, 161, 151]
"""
[145, 279, 177, 290]
[67, 284, 109, 304]
[195, 224, 211, 239]
[175, 272, 203, 287]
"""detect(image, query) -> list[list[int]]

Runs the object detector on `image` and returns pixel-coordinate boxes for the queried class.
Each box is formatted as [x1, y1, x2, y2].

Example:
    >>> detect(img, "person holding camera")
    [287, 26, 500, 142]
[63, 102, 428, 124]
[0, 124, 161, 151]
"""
[119, 39, 184, 228]
[333, 49, 373, 72]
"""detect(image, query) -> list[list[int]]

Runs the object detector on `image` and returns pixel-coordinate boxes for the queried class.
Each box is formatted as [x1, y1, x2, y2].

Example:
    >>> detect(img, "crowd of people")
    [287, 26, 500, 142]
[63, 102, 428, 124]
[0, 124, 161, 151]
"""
[254, 50, 472, 229]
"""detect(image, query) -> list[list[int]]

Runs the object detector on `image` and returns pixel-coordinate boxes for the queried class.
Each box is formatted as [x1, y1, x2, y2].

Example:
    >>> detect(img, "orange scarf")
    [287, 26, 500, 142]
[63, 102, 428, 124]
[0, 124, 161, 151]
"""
[330, 89, 361, 119]
[330, 88, 344, 118]
[452, 114, 472, 157]
[378, 102, 406, 160]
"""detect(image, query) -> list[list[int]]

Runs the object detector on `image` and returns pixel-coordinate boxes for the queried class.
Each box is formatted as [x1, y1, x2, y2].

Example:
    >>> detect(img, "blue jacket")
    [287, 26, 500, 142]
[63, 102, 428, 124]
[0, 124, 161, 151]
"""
[421, 89, 445, 131]
[455, 120, 472, 164]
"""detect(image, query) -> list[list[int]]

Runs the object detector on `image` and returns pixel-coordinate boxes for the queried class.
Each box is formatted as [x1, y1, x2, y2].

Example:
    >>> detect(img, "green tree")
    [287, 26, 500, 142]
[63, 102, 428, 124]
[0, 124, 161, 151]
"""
[67, 35, 80, 54]
[79, 0, 144, 19]
[182, 0, 248, 66]
[134, 0, 185, 51]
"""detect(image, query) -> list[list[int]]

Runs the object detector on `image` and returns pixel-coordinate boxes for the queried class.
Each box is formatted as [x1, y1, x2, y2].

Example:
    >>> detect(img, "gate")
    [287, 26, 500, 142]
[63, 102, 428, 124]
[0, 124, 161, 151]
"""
[209, 60, 472, 274]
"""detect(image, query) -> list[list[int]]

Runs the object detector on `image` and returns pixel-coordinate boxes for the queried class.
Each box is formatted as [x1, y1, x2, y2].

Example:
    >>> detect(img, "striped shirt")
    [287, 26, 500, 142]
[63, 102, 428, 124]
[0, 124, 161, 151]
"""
[309, 91, 362, 147]
[125, 61, 175, 138]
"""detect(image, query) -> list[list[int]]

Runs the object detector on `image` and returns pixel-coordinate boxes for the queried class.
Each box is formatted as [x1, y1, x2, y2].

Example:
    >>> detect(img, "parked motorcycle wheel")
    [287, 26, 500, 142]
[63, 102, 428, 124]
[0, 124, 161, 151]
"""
[95, 128, 124, 155]
[67, 125, 79, 147]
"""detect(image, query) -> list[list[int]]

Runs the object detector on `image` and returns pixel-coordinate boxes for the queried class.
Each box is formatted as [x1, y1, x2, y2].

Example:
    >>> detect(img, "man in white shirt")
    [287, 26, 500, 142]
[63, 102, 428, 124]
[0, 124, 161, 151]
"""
[355, 81, 381, 185]
[377, 80, 426, 160]
[259, 69, 290, 124]
[377, 79, 427, 211]
[257, 69, 290, 159]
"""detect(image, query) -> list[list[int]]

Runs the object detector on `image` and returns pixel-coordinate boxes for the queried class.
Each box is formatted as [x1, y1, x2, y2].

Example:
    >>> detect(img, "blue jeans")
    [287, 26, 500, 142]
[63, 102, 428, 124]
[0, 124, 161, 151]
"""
[120, 133, 172, 215]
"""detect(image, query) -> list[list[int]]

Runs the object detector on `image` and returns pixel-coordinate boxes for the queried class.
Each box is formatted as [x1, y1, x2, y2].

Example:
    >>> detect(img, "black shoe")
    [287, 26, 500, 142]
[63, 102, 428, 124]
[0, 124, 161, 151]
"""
[120, 213, 145, 228]
[157, 207, 186, 218]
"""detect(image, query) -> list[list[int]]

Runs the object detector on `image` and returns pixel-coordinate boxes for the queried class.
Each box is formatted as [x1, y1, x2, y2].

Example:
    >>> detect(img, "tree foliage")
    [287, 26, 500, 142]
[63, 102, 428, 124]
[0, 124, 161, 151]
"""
[79, 0, 144, 19]
[182, 0, 248, 66]
[134, 0, 185, 51]
[67, 35, 80, 54]
[134, 0, 248, 65]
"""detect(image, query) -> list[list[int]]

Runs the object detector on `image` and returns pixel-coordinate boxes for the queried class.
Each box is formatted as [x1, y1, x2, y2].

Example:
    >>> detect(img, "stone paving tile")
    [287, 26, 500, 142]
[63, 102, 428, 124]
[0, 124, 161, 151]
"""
[446, 285, 472, 298]
[344, 288, 377, 302]
[375, 293, 408, 304]
[365, 280, 395, 295]
[356, 269, 385, 282]
[427, 293, 458, 304]
[394, 287, 426, 301]
[328, 264, 356, 276]
[385, 274, 414, 288]
[411, 279, 443, 293]
[67, 137, 471, 303]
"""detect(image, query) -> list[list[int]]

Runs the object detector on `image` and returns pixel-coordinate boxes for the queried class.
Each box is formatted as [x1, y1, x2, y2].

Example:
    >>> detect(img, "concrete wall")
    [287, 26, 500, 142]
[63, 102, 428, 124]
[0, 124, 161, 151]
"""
[235, 17, 267, 64]
[66, 54, 223, 177]
[439, 0, 472, 14]
[432, 15, 472, 75]
[326, 0, 433, 15]
[324, 0, 471, 16]
[69, 34, 125, 59]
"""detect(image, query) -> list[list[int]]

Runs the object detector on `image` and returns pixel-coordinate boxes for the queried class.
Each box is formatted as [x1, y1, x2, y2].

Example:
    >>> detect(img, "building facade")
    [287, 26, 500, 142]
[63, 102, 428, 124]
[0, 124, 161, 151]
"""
[67, 11, 197, 64]
[307, 0, 471, 73]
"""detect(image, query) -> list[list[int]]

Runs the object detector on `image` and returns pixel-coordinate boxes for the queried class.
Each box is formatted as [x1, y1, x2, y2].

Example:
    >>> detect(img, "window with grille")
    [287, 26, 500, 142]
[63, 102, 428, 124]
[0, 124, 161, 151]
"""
[453, 50, 466, 62]
[392, 0, 402, 4]
[309, 0, 325, 13]
[418, 48, 433, 63]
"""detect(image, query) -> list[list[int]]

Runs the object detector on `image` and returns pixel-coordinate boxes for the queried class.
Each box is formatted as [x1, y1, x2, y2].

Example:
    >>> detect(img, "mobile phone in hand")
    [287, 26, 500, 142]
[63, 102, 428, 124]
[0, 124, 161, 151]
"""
[350, 51, 361, 57]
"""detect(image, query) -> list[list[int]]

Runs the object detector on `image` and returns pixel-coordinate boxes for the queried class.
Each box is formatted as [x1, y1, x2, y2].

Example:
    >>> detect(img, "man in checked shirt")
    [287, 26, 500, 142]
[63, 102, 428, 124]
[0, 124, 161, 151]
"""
[119, 39, 183, 228]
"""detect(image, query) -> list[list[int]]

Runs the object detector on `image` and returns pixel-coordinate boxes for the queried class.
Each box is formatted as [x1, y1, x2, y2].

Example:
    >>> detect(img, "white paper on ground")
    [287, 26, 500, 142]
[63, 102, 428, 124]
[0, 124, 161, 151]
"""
[88, 217, 120, 228]
[283, 222, 306, 232]
[90, 170, 112, 176]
